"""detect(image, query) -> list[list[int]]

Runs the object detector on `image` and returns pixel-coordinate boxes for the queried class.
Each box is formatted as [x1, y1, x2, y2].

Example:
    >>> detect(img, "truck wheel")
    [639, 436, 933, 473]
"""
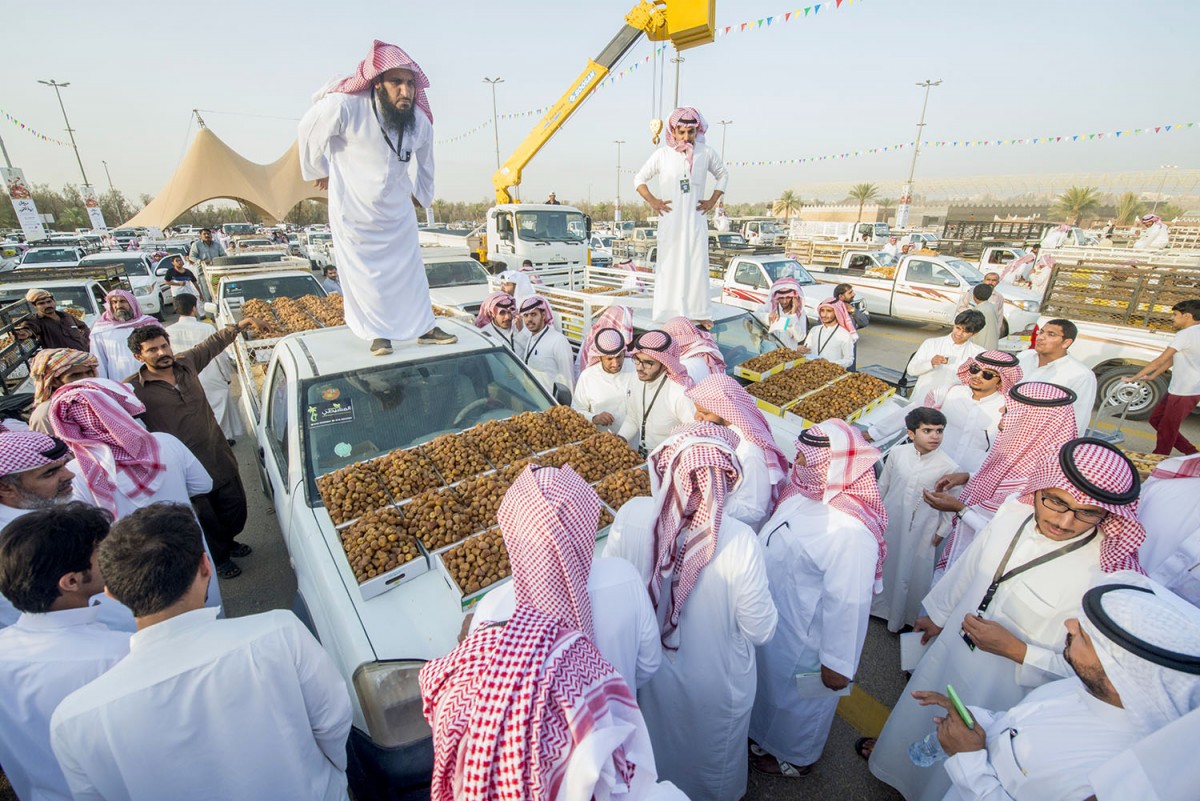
[1095, 366, 1166, 421]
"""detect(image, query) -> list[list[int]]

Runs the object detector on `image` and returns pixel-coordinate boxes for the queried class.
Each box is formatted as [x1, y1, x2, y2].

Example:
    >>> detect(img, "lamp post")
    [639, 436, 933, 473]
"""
[1151, 164, 1177, 212]
[895, 79, 941, 229]
[613, 140, 625, 223]
[717, 120, 733, 160]
[102, 160, 115, 193]
[670, 55, 685, 108]
[482, 77, 504, 170]
[38, 79, 90, 188]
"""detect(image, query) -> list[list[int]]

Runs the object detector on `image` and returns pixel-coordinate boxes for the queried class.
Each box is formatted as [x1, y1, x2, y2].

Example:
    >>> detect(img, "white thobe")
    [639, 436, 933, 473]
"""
[51, 608, 353, 801]
[522, 325, 576, 395]
[90, 326, 145, 381]
[604, 497, 777, 801]
[1132, 222, 1170, 250]
[804, 323, 854, 369]
[749, 496, 878, 767]
[633, 144, 729, 322]
[873, 444, 960, 632]
[883, 243, 901, 259]
[1090, 707, 1200, 801]
[572, 361, 633, 434]
[942, 678, 1139, 801]
[955, 290, 1005, 317]
[907, 335, 984, 405]
[469, 556, 662, 692]
[479, 321, 530, 355]
[1136, 473, 1200, 607]
[617, 376, 696, 454]
[724, 424, 780, 532]
[0, 608, 130, 801]
[755, 303, 808, 349]
[167, 316, 243, 440]
[869, 497, 1105, 801]
[72, 433, 222, 615]
[1016, 351, 1096, 435]
[936, 387, 1005, 474]
[298, 91, 435, 342]
[1039, 229, 1069, 250]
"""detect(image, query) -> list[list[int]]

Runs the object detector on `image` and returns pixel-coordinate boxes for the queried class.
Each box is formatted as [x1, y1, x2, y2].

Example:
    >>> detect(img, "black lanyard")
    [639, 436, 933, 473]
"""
[369, 93, 411, 163]
[492, 323, 514, 349]
[639, 376, 668, 457]
[815, 325, 837, 356]
[524, 327, 550, 363]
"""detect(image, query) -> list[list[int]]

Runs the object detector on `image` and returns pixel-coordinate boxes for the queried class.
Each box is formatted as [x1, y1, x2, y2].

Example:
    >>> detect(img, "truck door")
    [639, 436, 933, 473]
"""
[896, 258, 962, 324]
[260, 358, 298, 533]
[723, 260, 769, 310]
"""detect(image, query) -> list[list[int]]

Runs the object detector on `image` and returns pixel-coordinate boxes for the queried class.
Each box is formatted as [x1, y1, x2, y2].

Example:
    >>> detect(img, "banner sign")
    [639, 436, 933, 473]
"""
[81, 185, 107, 231]
[1, 167, 47, 241]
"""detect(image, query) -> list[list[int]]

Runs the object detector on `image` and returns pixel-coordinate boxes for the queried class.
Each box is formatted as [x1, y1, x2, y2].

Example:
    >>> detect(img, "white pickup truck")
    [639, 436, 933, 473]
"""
[424, 250, 492, 320]
[247, 320, 561, 797]
[717, 252, 861, 321]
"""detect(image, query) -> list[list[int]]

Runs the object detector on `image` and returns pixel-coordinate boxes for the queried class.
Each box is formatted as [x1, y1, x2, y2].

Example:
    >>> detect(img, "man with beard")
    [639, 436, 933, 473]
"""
[187, 228, 226, 266]
[25, 288, 90, 351]
[572, 326, 633, 434]
[519, 295, 575, 399]
[299, 40, 455, 355]
[124, 318, 261, 580]
[89, 290, 157, 381]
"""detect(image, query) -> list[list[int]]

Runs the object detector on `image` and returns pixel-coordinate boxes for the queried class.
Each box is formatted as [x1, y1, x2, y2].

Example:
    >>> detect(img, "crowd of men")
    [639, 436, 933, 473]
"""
[1, 38, 1199, 801]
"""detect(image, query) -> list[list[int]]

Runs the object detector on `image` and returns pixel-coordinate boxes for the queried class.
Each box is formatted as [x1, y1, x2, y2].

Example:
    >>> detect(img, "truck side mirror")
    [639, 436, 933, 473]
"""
[584, 215, 592, 238]
[204, 302, 217, 317]
[944, 279, 958, 287]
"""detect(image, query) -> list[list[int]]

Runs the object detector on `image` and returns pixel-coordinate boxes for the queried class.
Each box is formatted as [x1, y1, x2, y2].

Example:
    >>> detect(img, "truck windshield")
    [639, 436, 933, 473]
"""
[706, 312, 784, 369]
[945, 259, 985, 284]
[223, 224, 256, 235]
[0, 286, 93, 311]
[223, 275, 324, 301]
[301, 348, 553, 491]
[874, 223, 891, 237]
[714, 234, 747, 247]
[516, 211, 587, 243]
[22, 249, 78, 264]
[760, 259, 817, 285]
[83, 258, 148, 276]
[426, 260, 489, 288]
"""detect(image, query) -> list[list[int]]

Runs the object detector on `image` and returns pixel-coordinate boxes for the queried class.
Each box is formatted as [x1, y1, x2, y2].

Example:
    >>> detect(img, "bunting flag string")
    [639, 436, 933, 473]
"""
[1, 110, 71, 147]
[724, 122, 1197, 168]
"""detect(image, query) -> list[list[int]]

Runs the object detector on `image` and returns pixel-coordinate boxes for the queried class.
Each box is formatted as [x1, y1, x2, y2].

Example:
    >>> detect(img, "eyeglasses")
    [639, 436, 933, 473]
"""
[1039, 492, 1108, 525]
[968, 364, 999, 381]
[632, 357, 659, 369]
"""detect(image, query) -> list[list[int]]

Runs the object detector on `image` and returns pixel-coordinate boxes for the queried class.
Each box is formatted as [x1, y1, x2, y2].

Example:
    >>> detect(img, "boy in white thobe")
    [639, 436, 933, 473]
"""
[605, 423, 777, 801]
[869, 439, 1148, 801]
[1016, 319, 1097, 436]
[634, 107, 729, 324]
[518, 295, 574, 398]
[872, 408, 960, 633]
[166, 293, 242, 441]
[51, 503, 353, 801]
[906, 310, 985, 404]
[0, 504, 131, 801]
[749, 421, 887, 777]
[617, 330, 696, 456]
[571, 326, 633, 435]
[298, 40, 455, 354]
[803, 300, 855, 368]
[474, 290, 529, 354]
[1135, 454, 1200, 605]
[754, 277, 808, 350]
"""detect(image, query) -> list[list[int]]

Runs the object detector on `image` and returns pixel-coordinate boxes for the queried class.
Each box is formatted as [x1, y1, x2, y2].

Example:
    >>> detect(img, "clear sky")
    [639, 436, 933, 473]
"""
[4, 0, 1197, 205]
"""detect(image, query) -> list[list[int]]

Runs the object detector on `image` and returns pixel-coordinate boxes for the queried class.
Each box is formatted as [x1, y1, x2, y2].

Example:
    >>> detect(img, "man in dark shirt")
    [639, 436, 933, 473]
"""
[123, 318, 261, 579]
[24, 288, 90, 351]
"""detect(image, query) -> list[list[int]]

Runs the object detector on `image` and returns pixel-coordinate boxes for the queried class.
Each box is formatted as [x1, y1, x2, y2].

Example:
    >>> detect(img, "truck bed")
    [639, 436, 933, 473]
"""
[1041, 260, 1200, 333]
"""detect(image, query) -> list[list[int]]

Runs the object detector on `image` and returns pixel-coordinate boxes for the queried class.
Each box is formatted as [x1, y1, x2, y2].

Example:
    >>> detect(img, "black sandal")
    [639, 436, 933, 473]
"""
[854, 737, 876, 761]
[215, 561, 242, 580]
[229, 542, 253, 558]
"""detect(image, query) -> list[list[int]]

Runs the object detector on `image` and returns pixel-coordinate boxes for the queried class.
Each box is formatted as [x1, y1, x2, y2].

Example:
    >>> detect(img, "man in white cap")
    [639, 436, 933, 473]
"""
[634, 107, 729, 326]
[298, 40, 456, 355]
[518, 295, 574, 398]
[1133, 212, 1170, 250]
[918, 576, 1200, 801]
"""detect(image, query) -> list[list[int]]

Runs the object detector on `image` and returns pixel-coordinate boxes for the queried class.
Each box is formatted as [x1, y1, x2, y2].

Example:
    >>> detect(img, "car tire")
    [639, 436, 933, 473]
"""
[1095, 365, 1167, 421]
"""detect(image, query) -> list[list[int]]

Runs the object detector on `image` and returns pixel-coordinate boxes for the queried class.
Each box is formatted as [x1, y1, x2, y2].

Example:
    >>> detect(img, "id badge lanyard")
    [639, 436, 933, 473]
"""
[639, 376, 668, 457]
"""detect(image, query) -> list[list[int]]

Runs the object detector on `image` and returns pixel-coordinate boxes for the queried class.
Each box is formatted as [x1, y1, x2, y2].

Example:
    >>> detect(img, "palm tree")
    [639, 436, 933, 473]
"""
[848, 182, 880, 234]
[772, 190, 801, 225]
[1054, 186, 1102, 225]
[1113, 192, 1146, 226]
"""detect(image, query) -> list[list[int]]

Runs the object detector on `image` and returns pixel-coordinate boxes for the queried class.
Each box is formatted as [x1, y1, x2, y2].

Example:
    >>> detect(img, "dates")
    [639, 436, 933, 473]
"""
[498, 457, 542, 483]
[539, 444, 606, 482]
[545, 406, 597, 442]
[418, 434, 490, 483]
[745, 360, 847, 406]
[790, 373, 892, 422]
[508, 410, 574, 451]
[404, 487, 477, 551]
[442, 529, 511, 595]
[376, 448, 441, 501]
[739, 348, 809, 374]
[340, 506, 422, 583]
[272, 296, 320, 333]
[598, 508, 615, 531]
[298, 294, 345, 327]
[595, 468, 652, 513]
[463, 420, 531, 466]
[581, 432, 642, 474]
[451, 474, 512, 532]
[317, 462, 388, 525]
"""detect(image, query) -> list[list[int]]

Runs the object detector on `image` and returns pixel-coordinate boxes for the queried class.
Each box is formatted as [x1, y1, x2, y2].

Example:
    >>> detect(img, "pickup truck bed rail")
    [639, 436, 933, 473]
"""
[1042, 261, 1200, 332]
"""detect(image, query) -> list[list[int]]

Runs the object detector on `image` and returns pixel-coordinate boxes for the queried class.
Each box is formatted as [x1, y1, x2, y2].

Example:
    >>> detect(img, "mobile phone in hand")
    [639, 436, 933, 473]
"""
[946, 684, 976, 729]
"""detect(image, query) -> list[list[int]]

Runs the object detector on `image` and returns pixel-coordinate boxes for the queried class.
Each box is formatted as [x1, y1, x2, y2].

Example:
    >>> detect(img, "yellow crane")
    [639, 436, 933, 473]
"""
[491, 0, 716, 205]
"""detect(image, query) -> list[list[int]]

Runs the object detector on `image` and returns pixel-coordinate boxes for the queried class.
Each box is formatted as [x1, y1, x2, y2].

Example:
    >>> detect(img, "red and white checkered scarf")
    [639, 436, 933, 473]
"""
[47, 378, 165, 516]
[666, 107, 707, 170]
[632, 330, 693, 388]
[420, 607, 639, 800]
[519, 294, 555, 326]
[576, 305, 633, 373]
[497, 465, 600, 637]
[820, 297, 856, 336]
[999, 252, 1034, 282]
[936, 381, 1079, 570]
[93, 290, 157, 333]
[779, 420, 888, 589]
[0, 431, 70, 477]
[475, 290, 515, 328]
[663, 317, 727, 375]
[686, 373, 789, 481]
[952, 349, 1024, 397]
[646, 422, 741, 650]
[1017, 438, 1146, 573]
[1149, 454, 1200, 481]
[768, 277, 805, 319]
[325, 40, 433, 123]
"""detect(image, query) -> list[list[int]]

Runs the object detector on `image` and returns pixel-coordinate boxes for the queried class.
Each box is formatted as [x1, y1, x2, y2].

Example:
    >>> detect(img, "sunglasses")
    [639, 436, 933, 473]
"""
[968, 364, 999, 381]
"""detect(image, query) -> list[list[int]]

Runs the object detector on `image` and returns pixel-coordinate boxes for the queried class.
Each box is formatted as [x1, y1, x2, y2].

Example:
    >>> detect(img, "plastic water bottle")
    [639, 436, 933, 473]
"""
[908, 731, 945, 767]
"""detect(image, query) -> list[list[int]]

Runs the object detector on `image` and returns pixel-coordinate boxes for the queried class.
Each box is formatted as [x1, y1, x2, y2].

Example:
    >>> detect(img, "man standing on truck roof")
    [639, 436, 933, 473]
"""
[298, 40, 456, 356]
[1016, 318, 1097, 435]
[1125, 299, 1200, 456]
[634, 107, 729, 327]
[186, 229, 226, 266]
[24, 288, 90, 351]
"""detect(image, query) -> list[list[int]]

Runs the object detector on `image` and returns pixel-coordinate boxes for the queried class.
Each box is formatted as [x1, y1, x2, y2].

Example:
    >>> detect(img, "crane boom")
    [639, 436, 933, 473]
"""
[491, 0, 715, 204]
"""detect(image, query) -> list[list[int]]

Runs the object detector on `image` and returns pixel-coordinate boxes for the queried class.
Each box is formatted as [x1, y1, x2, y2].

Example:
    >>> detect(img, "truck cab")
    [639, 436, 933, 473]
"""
[719, 254, 825, 320]
[483, 203, 590, 274]
[424, 252, 492, 318]
[740, 219, 787, 246]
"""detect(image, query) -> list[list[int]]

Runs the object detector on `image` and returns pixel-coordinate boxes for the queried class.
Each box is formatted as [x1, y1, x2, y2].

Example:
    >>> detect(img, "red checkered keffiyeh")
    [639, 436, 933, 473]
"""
[925, 350, 1023, 404]
[646, 422, 741, 650]
[936, 381, 1079, 571]
[93, 290, 157, 333]
[496, 465, 600, 637]
[686, 373, 789, 480]
[631, 330, 693, 389]
[48, 378, 165, 516]
[663, 317, 727, 375]
[0, 431, 70, 477]
[768, 278, 805, 319]
[475, 290, 515, 328]
[326, 40, 433, 124]
[576, 305, 633, 373]
[819, 297, 856, 336]
[778, 420, 888, 589]
[1150, 454, 1200, 481]
[1018, 437, 1146, 573]
[666, 106, 707, 170]
[519, 295, 555, 326]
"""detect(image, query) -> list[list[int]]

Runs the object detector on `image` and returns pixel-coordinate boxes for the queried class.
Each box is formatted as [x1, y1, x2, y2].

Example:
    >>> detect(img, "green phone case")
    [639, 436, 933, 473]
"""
[946, 684, 976, 729]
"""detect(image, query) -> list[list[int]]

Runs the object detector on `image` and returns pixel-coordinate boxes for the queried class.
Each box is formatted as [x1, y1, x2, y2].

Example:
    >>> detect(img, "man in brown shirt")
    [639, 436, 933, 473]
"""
[124, 318, 261, 579]
[24, 288, 91, 351]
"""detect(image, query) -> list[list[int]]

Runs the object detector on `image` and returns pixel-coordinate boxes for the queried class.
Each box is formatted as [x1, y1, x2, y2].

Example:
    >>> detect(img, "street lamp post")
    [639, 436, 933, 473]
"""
[613, 140, 625, 223]
[482, 77, 504, 171]
[717, 120, 733, 160]
[895, 79, 941, 229]
[670, 55, 685, 108]
[38, 79, 90, 188]
[1151, 164, 1178, 212]
[102, 160, 115, 193]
